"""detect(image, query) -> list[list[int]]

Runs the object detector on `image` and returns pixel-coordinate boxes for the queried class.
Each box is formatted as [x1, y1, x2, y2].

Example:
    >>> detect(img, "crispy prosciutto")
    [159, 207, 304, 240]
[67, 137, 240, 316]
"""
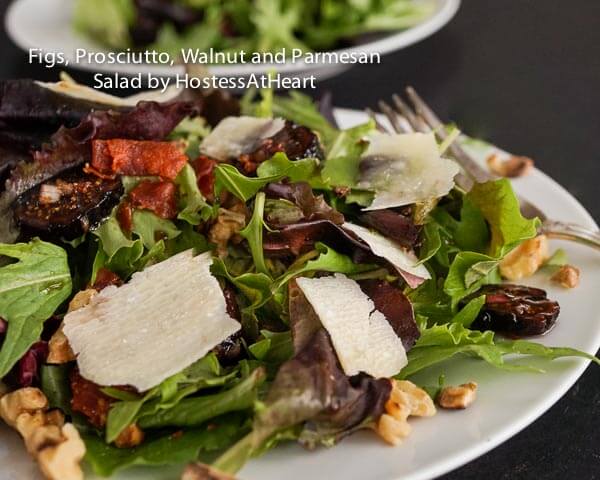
[128, 179, 178, 219]
[70, 369, 114, 428]
[89, 139, 187, 180]
[191, 155, 217, 199]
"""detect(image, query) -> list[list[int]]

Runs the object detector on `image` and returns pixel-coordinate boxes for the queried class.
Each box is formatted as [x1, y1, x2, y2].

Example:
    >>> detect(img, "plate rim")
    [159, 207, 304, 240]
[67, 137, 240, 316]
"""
[4, 0, 461, 77]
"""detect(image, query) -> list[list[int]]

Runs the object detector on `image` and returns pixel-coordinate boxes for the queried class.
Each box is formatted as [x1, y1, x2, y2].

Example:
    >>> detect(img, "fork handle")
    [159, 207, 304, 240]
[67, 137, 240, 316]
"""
[540, 220, 600, 250]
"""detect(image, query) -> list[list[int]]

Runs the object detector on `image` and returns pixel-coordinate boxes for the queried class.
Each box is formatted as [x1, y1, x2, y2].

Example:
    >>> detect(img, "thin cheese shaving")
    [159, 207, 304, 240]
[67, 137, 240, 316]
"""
[296, 274, 407, 378]
[63, 250, 240, 391]
[358, 131, 459, 210]
[199, 116, 285, 161]
[343, 222, 430, 287]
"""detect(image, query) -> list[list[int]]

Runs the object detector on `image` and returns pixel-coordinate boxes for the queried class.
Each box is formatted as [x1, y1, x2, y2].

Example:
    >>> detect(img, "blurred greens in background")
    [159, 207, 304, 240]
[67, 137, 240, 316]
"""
[73, 0, 434, 56]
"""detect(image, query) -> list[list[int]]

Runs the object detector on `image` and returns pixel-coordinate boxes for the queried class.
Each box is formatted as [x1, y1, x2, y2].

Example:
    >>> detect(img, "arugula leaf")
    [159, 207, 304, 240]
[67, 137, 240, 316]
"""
[399, 322, 600, 378]
[467, 179, 539, 257]
[321, 120, 375, 187]
[84, 414, 246, 477]
[418, 221, 442, 265]
[273, 242, 376, 290]
[139, 368, 265, 429]
[239, 193, 270, 276]
[175, 163, 213, 225]
[131, 211, 180, 249]
[106, 353, 235, 442]
[256, 153, 321, 185]
[40, 364, 72, 414]
[444, 252, 498, 307]
[215, 164, 281, 202]
[249, 330, 294, 363]
[92, 211, 144, 279]
[0, 240, 72, 377]
[211, 258, 272, 313]
[451, 295, 485, 327]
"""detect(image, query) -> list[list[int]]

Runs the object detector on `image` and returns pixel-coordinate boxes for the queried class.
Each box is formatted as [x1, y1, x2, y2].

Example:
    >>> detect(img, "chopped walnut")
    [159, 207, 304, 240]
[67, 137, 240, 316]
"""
[0, 388, 86, 480]
[375, 380, 436, 446]
[37, 424, 86, 480]
[114, 423, 145, 448]
[0, 387, 48, 427]
[182, 463, 237, 480]
[500, 235, 549, 281]
[48, 288, 97, 364]
[47, 325, 75, 364]
[487, 154, 534, 178]
[551, 264, 580, 289]
[437, 382, 478, 409]
[67, 288, 97, 312]
[208, 207, 247, 256]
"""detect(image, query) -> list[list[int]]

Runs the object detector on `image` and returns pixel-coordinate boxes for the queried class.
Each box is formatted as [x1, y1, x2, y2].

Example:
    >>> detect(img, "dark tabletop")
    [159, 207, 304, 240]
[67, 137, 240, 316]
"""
[1, 0, 599, 478]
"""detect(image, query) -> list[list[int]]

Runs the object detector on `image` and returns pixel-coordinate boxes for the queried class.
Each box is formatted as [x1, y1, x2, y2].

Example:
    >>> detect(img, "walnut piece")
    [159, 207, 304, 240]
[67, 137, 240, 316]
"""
[208, 207, 247, 256]
[551, 264, 580, 289]
[0, 388, 85, 480]
[438, 382, 478, 409]
[0, 387, 48, 427]
[182, 463, 237, 480]
[487, 154, 534, 178]
[67, 288, 97, 312]
[375, 380, 436, 446]
[37, 424, 86, 480]
[500, 235, 548, 281]
[114, 423, 145, 448]
[48, 288, 97, 364]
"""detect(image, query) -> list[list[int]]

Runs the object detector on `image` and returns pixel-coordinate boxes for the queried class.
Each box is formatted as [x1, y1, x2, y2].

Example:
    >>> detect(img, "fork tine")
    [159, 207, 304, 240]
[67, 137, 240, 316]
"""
[391, 94, 428, 132]
[366, 108, 389, 133]
[378, 100, 411, 134]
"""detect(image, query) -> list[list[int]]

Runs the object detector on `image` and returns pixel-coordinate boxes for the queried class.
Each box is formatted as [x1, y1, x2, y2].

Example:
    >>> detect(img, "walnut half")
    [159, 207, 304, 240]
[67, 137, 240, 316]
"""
[500, 235, 549, 281]
[551, 265, 580, 289]
[437, 382, 478, 409]
[487, 154, 534, 178]
[375, 380, 436, 446]
[0, 388, 85, 480]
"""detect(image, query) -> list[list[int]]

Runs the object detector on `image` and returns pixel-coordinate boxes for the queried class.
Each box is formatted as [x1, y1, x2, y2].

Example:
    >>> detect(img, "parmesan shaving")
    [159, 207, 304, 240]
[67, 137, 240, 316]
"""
[296, 274, 407, 378]
[343, 222, 430, 287]
[63, 250, 239, 391]
[358, 131, 459, 210]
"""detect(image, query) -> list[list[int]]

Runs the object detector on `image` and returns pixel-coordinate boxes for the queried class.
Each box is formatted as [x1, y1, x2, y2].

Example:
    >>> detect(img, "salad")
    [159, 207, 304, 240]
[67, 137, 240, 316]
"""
[0, 76, 597, 480]
[72, 0, 434, 56]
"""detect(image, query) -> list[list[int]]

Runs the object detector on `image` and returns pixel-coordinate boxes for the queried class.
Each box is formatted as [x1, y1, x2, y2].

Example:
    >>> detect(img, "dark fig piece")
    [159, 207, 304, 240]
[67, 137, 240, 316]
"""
[16, 341, 48, 387]
[470, 284, 560, 336]
[14, 170, 123, 240]
[238, 121, 323, 173]
[359, 279, 420, 350]
[359, 208, 421, 249]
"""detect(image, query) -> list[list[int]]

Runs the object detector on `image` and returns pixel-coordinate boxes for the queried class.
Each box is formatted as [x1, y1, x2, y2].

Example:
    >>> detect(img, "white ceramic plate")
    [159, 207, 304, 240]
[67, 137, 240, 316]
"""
[5, 0, 460, 81]
[1, 108, 599, 480]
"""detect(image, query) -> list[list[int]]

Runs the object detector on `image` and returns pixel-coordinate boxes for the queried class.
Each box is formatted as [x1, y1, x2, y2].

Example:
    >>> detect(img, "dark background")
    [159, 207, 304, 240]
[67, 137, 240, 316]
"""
[1, 0, 599, 478]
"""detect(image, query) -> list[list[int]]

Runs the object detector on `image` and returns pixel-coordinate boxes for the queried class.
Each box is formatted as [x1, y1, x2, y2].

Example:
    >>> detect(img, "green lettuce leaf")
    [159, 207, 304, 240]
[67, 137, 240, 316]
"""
[0, 240, 72, 377]
[138, 368, 265, 429]
[467, 179, 540, 257]
[399, 322, 600, 379]
[84, 414, 246, 477]
[214, 164, 281, 202]
[175, 164, 213, 225]
[239, 192, 270, 276]
[73, 0, 134, 49]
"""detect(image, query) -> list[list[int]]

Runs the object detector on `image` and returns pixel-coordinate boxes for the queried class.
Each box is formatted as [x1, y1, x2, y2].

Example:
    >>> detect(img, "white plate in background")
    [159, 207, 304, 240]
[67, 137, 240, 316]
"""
[5, 0, 460, 81]
[1, 108, 599, 480]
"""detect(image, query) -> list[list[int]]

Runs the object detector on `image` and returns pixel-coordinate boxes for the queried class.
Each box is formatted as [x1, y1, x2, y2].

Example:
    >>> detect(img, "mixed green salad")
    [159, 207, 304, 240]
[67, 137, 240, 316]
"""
[0, 78, 597, 480]
[73, 0, 434, 55]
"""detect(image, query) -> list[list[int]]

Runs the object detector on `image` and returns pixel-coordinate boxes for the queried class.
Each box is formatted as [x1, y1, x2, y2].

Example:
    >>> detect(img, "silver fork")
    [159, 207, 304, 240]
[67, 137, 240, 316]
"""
[369, 87, 600, 251]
